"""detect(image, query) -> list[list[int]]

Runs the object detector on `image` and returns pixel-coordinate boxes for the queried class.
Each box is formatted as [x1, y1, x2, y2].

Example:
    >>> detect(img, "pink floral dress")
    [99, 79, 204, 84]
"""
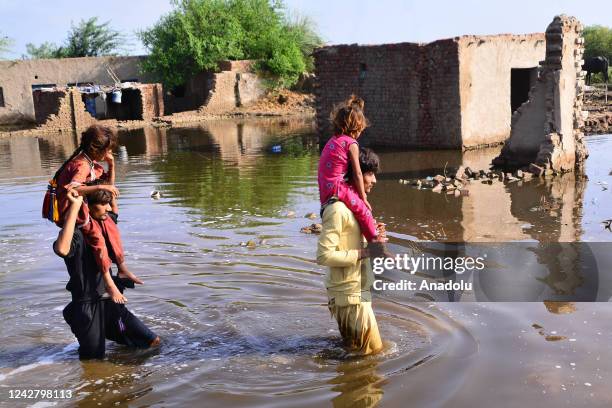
[318, 134, 378, 241]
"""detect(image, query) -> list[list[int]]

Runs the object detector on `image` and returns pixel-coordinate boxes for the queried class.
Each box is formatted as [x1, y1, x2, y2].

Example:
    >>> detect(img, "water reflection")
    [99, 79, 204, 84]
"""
[122, 121, 320, 222]
[373, 147, 595, 243]
[0, 123, 611, 407]
[329, 359, 384, 408]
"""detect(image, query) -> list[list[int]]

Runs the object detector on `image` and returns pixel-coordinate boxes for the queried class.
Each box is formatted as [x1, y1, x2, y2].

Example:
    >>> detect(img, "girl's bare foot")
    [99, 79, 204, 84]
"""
[118, 266, 144, 285]
[108, 287, 127, 304]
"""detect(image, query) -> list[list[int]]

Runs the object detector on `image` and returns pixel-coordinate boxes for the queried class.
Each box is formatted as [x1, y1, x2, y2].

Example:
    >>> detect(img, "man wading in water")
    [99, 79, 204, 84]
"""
[54, 187, 160, 359]
[317, 148, 390, 355]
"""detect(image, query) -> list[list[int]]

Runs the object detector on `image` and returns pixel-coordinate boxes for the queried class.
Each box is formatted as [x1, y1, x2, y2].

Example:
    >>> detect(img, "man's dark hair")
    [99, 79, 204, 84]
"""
[86, 188, 113, 206]
[346, 147, 380, 181]
[359, 147, 380, 174]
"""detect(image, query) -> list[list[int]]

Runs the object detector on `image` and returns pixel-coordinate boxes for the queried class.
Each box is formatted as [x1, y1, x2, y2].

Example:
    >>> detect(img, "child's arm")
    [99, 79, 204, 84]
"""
[104, 151, 116, 185]
[74, 184, 120, 197]
[53, 189, 82, 256]
[109, 184, 119, 214]
[348, 143, 372, 210]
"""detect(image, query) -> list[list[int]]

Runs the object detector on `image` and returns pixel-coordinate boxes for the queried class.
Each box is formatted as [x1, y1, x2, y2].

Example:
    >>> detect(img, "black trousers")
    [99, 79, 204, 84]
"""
[63, 298, 157, 359]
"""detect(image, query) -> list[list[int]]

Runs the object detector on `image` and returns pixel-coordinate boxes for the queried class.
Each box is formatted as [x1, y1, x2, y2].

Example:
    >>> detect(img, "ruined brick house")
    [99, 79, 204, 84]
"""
[164, 60, 265, 115]
[31, 83, 164, 131]
[0, 56, 156, 126]
[314, 33, 547, 149]
[0, 56, 265, 130]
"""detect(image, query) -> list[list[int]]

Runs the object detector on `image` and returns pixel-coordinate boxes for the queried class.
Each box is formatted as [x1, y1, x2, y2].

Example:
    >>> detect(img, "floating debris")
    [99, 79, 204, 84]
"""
[304, 212, 318, 220]
[240, 240, 258, 249]
[602, 219, 612, 231]
[543, 301, 576, 314]
[397, 164, 540, 198]
[285, 211, 296, 218]
[300, 223, 322, 234]
[150, 190, 162, 199]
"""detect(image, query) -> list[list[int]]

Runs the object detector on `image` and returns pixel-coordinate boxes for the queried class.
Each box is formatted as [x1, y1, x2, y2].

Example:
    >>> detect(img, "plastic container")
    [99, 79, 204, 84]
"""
[111, 90, 122, 104]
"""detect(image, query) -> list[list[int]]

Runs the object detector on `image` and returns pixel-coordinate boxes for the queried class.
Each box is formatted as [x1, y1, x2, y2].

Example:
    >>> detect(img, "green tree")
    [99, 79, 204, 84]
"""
[583, 25, 612, 83]
[139, 0, 323, 89]
[25, 42, 60, 59]
[26, 17, 124, 59]
[0, 33, 13, 58]
[584, 25, 612, 62]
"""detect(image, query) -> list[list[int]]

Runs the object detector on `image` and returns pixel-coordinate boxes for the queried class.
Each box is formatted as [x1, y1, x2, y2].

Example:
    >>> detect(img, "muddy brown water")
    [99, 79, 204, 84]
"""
[1, 119, 612, 407]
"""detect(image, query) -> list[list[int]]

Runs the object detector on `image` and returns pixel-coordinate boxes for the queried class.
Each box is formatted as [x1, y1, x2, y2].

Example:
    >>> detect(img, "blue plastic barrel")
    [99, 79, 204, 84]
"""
[84, 97, 96, 116]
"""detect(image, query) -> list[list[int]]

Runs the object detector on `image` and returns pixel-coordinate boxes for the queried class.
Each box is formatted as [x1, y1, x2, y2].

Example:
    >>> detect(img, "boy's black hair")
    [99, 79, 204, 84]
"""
[86, 181, 113, 206]
[359, 147, 380, 174]
[346, 147, 381, 182]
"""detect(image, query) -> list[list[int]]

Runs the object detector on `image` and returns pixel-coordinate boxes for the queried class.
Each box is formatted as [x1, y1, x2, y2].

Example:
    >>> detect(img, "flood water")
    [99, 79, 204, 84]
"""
[1, 119, 612, 407]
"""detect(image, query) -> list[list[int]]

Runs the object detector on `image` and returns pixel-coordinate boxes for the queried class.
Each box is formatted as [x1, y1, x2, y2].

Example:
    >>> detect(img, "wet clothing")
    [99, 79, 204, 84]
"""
[317, 201, 382, 355]
[56, 213, 156, 359]
[317, 201, 374, 306]
[318, 135, 378, 241]
[62, 291, 156, 359]
[328, 300, 383, 355]
[55, 153, 125, 275]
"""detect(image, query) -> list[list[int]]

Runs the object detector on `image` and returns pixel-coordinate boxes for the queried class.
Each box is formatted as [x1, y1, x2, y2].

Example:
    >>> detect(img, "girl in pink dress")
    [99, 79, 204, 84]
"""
[318, 95, 379, 241]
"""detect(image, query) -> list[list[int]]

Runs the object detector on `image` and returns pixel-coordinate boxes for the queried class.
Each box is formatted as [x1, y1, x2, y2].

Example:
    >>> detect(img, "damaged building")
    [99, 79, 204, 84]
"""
[164, 60, 266, 115]
[0, 56, 266, 131]
[31, 83, 164, 131]
[0, 56, 155, 126]
[314, 30, 548, 149]
[492, 15, 587, 174]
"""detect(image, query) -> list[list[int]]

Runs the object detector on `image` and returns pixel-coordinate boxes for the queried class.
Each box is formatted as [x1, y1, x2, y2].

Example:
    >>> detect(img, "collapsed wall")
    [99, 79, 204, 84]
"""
[202, 60, 266, 114]
[32, 83, 164, 132]
[164, 60, 266, 115]
[105, 84, 164, 121]
[492, 15, 588, 174]
[33, 88, 95, 131]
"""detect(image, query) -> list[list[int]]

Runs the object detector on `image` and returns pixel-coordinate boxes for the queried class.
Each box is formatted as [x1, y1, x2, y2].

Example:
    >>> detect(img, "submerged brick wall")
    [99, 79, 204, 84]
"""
[314, 40, 461, 149]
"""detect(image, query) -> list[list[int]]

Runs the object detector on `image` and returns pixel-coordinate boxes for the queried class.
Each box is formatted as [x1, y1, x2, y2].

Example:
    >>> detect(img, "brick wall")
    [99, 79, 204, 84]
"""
[314, 40, 462, 149]
[33, 90, 64, 124]
[33, 88, 95, 131]
[140, 83, 164, 121]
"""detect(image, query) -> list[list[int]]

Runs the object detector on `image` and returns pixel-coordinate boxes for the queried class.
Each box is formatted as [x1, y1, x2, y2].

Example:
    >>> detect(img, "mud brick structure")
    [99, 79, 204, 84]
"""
[314, 33, 546, 149]
[493, 15, 588, 173]
[0, 56, 265, 128]
[104, 84, 164, 122]
[32, 83, 164, 132]
[32, 88, 96, 131]
[0, 56, 152, 125]
[164, 60, 266, 115]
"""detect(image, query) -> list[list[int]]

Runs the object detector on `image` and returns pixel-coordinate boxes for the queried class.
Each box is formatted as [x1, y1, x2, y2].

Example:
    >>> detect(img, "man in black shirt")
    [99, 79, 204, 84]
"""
[54, 188, 159, 359]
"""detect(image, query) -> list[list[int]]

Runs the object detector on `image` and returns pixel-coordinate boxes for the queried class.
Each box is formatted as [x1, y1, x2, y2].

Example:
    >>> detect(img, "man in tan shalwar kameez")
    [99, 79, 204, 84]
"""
[317, 148, 389, 355]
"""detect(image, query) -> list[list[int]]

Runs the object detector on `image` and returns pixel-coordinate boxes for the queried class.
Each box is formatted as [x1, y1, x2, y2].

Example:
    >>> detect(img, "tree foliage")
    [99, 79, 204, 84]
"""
[0, 33, 12, 58]
[584, 25, 612, 62]
[583, 25, 612, 83]
[26, 17, 124, 59]
[139, 0, 323, 89]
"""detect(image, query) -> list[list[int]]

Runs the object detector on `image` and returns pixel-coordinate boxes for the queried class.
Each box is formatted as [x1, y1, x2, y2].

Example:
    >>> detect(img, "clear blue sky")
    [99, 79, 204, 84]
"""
[1, 0, 610, 58]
